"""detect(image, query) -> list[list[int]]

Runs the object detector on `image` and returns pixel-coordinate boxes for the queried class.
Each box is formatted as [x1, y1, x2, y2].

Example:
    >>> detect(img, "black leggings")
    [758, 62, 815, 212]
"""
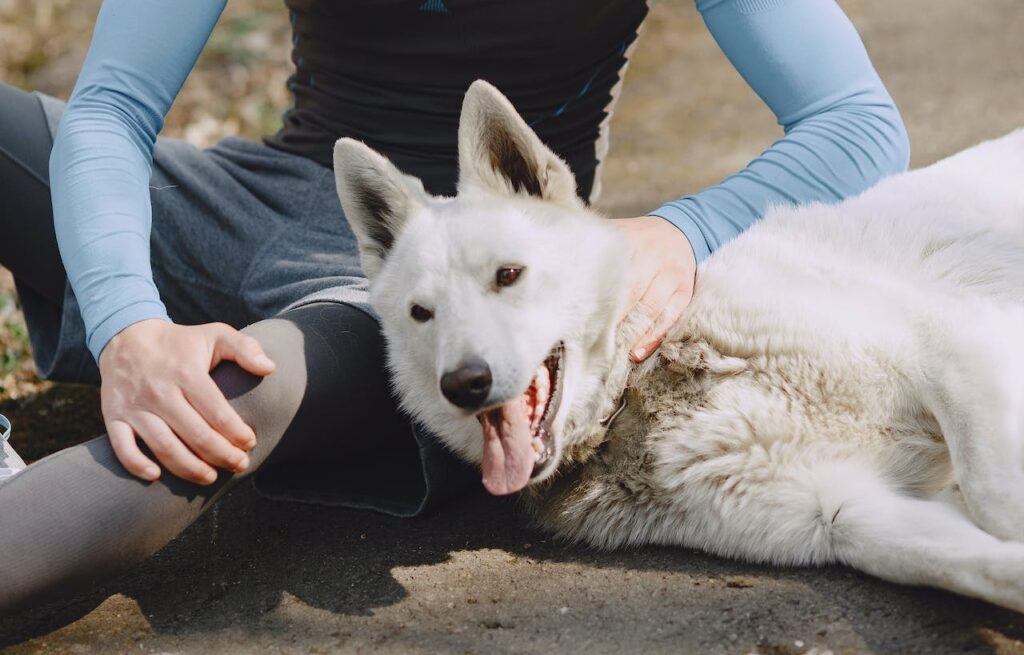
[0, 83, 431, 614]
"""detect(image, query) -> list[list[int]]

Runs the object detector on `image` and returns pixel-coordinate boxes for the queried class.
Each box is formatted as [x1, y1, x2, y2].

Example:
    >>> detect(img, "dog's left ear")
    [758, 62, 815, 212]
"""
[458, 80, 581, 208]
[334, 138, 427, 278]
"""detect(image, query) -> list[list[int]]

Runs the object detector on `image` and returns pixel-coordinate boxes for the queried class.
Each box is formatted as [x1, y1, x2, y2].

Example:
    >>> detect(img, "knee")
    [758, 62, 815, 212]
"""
[210, 317, 308, 448]
[209, 303, 388, 463]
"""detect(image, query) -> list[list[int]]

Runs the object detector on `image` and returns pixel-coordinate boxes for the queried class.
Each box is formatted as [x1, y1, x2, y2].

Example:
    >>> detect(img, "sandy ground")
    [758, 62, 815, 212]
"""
[3, 0, 1024, 653]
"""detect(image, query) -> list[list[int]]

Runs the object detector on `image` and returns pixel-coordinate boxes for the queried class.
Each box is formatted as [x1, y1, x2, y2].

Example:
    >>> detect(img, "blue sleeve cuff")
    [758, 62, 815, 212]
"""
[88, 301, 171, 362]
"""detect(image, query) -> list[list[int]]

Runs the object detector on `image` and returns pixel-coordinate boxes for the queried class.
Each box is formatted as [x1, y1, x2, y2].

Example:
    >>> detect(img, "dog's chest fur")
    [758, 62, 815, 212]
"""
[525, 314, 952, 556]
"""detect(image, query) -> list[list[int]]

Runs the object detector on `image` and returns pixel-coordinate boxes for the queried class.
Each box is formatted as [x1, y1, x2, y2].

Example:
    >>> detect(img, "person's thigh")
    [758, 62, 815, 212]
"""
[29, 93, 365, 381]
[0, 82, 66, 306]
[0, 302, 427, 615]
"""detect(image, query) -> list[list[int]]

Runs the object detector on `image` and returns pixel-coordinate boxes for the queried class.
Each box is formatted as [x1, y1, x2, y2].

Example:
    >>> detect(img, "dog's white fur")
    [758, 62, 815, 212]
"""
[334, 80, 1024, 612]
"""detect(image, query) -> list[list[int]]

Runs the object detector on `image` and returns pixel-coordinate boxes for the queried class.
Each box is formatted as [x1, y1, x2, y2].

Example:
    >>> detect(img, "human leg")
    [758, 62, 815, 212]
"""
[0, 302, 424, 614]
[0, 82, 66, 306]
[0, 91, 473, 614]
[0, 82, 67, 479]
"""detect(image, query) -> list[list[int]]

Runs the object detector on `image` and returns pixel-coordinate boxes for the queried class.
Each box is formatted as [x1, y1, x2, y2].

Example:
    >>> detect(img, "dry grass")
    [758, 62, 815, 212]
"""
[0, 0, 293, 144]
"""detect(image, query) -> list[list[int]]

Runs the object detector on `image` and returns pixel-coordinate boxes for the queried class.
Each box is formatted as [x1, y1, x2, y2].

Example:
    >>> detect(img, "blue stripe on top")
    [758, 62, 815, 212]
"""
[418, 0, 450, 14]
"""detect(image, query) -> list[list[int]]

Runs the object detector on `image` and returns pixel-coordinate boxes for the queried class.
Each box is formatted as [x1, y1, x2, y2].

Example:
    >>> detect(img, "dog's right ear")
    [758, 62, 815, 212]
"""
[334, 138, 427, 278]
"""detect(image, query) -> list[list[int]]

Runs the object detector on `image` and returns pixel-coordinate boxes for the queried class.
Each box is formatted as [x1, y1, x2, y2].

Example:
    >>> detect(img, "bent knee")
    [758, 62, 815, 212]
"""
[211, 317, 308, 445]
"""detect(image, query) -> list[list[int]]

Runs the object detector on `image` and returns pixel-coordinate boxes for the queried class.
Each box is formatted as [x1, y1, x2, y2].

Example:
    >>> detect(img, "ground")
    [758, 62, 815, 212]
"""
[1, 0, 1023, 653]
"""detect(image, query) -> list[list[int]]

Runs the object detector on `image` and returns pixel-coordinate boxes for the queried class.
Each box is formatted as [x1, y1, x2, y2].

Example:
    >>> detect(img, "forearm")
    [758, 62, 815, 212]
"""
[652, 0, 910, 262]
[49, 0, 226, 360]
[51, 96, 170, 359]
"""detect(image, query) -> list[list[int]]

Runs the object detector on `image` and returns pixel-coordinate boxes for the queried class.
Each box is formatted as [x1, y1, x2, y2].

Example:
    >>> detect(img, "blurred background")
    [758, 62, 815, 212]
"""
[1, 2, 1024, 652]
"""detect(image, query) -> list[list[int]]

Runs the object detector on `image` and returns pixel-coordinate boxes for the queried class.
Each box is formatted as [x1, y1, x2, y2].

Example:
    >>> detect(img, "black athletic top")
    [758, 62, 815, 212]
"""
[265, 0, 649, 197]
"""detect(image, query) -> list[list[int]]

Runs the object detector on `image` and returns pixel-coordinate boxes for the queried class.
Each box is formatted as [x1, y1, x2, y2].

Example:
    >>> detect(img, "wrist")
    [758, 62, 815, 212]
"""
[646, 207, 710, 265]
[643, 215, 696, 270]
[619, 215, 697, 269]
[98, 317, 171, 369]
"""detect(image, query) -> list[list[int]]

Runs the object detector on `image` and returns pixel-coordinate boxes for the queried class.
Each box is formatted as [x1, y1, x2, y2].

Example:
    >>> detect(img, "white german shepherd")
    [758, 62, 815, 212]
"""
[333, 80, 1024, 612]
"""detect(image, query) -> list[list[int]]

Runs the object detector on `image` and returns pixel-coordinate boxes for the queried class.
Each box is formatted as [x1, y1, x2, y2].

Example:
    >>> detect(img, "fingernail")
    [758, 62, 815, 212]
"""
[632, 346, 646, 360]
[257, 355, 275, 370]
[144, 466, 160, 480]
[236, 455, 250, 471]
[204, 470, 217, 484]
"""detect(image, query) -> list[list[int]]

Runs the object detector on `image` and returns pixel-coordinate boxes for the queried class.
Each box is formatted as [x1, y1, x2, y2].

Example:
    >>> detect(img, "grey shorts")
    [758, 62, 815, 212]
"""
[28, 93, 374, 383]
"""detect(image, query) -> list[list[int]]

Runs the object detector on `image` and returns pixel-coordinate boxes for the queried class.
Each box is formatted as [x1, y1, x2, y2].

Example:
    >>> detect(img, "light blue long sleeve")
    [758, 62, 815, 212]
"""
[49, 0, 226, 361]
[651, 0, 910, 263]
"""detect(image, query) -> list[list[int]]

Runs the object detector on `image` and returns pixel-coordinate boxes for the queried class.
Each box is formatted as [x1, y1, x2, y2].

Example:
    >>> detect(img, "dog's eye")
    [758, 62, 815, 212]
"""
[410, 304, 433, 323]
[496, 266, 524, 288]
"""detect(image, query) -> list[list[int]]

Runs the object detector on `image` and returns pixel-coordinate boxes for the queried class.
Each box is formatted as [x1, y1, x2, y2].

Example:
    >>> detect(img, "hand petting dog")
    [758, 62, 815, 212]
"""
[613, 216, 697, 363]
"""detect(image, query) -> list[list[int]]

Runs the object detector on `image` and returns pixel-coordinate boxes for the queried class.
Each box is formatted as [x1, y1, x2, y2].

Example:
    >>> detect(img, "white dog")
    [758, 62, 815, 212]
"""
[333, 80, 1024, 612]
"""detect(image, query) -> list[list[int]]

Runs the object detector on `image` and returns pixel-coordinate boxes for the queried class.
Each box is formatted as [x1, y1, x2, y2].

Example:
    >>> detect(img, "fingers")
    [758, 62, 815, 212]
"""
[99, 320, 268, 487]
[211, 325, 275, 376]
[107, 419, 160, 481]
[161, 391, 251, 473]
[184, 374, 257, 451]
[633, 289, 692, 362]
[108, 385, 251, 485]
[611, 216, 697, 362]
[630, 271, 689, 362]
[134, 412, 218, 485]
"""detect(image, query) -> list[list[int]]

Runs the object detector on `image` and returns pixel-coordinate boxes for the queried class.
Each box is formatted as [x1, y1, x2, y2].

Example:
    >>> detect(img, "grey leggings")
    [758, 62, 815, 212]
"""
[0, 82, 455, 614]
[0, 301, 431, 614]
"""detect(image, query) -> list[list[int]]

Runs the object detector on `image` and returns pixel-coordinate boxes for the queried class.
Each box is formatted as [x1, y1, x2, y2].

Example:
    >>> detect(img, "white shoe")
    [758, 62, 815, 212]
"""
[0, 414, 25, 481]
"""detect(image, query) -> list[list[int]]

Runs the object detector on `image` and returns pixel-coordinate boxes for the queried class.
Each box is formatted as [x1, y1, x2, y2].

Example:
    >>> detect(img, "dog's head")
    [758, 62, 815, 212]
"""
[333, 80, 631, 495]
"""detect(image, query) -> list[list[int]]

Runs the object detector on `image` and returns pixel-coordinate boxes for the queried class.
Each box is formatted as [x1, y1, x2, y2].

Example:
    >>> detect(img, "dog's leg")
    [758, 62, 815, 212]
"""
[653, 456, 1024, 611]
[918, 305, 1024, 542]
[830, 486, 1024, 613]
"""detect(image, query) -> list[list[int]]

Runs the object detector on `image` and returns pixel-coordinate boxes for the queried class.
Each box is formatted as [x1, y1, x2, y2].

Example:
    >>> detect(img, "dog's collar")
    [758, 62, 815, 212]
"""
[598, 396, 627, 428]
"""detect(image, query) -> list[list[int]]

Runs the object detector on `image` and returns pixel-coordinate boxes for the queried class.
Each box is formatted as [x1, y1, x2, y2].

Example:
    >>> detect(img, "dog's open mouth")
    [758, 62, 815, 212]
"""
[477, 344, 564, 495]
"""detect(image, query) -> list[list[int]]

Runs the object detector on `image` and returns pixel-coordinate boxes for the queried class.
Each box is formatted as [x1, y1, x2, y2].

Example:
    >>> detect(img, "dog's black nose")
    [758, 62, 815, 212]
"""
[440, 358, 493, 410]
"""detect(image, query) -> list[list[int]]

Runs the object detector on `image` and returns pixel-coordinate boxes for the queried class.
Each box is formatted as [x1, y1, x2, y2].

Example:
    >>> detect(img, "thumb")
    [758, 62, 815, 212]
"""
[213, 328, 276, 376]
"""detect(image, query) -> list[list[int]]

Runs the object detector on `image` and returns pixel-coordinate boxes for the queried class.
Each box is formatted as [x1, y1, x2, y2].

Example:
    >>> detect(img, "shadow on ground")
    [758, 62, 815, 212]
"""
[3, 483, 1024, 655]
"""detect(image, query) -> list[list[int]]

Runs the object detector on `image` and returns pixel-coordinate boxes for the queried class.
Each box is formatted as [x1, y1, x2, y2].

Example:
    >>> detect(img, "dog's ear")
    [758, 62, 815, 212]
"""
[334, 138, 427, 278]
[458, 80, 580, 208]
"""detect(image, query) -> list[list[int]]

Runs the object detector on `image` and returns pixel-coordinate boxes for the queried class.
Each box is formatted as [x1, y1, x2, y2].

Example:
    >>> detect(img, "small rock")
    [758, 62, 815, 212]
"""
[725, 576, 756, 589]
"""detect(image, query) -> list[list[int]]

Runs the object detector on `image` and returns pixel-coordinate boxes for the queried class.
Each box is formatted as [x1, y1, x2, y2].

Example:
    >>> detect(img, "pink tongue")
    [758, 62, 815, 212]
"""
[478, 402, 534, 495]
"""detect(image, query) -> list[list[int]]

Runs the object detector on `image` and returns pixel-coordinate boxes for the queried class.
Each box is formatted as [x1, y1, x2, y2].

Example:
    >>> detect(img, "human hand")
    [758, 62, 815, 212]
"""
[98, 319, 276, 484]
[611, 216, 697, 363]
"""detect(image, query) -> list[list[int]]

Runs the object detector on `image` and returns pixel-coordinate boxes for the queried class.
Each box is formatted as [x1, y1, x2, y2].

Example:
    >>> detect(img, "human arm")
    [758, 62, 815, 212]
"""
[50, 0, 275, 483]
[622, 0, 910, 360]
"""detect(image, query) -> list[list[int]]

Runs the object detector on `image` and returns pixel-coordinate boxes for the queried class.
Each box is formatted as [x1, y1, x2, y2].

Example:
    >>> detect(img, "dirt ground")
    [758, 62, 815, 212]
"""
[2, 0, 1024, 653]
